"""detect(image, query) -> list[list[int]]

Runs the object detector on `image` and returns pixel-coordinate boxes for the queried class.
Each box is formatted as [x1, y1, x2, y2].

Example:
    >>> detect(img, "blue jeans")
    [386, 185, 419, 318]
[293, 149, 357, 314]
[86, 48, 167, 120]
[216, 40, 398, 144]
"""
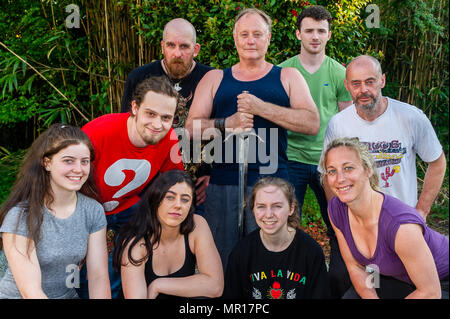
[76, 203, 138, 299]
[204, 184, 258, 269]
[287, 160, 332, 235]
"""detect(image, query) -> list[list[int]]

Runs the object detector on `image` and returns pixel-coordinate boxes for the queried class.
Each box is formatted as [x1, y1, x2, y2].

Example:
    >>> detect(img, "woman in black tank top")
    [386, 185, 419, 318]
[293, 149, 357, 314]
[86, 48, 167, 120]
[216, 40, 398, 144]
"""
[112, 170, 223, 299]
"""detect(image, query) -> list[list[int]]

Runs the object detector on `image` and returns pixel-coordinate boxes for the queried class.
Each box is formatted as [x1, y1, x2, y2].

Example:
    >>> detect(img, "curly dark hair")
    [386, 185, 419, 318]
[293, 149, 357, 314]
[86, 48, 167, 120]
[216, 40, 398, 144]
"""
[297, 5, 332, 31]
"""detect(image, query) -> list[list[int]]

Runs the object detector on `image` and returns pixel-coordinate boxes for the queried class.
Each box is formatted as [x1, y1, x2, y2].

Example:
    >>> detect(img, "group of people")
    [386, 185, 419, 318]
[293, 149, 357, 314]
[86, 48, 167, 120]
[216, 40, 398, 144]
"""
[0, 6, 448, 299]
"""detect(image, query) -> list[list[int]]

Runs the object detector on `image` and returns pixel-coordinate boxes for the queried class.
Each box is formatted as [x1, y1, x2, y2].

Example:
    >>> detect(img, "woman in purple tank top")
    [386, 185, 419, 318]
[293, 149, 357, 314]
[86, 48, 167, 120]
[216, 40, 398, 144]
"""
[320, 137, 449, 299]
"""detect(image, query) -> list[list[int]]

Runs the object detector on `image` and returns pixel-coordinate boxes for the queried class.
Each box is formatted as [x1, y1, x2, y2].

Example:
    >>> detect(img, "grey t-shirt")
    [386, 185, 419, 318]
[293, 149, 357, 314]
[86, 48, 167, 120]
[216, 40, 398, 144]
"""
[0, 193, 106, 299]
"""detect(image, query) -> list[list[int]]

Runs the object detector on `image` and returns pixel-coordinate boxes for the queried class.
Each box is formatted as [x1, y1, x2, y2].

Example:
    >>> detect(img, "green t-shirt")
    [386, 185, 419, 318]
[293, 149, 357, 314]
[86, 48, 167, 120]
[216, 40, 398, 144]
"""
[278, 55, 351, 165]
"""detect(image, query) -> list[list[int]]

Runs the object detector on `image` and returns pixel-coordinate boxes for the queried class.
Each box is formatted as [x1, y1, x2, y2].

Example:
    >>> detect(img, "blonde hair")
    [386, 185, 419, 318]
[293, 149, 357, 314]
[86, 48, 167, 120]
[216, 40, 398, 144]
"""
[233, 8, 272, 35]
[319, 137, 380, 191]
[248, 177, 302, 229]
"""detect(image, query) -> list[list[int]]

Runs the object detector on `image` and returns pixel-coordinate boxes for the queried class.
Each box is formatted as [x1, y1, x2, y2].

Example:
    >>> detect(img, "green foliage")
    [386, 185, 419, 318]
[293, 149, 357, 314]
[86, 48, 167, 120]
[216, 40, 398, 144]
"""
[0, 0, 106, 135]
[325, 0, 372, 63]
[302, 187, 325, 227]
[0, 0, 448, 219]
[0, 149, 26, 204]
[130, 0, 372, 68]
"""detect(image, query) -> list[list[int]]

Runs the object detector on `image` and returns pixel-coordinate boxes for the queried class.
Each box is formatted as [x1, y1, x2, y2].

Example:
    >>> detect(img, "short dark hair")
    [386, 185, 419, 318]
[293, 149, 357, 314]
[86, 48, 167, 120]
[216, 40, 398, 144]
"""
[297, 5, 332, 30]
[131, 75, 179, 110]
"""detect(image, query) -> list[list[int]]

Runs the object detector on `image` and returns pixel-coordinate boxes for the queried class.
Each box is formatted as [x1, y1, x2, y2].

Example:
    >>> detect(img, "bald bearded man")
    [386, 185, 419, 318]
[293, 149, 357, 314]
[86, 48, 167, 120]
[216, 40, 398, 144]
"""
[121, 18, 213, 114]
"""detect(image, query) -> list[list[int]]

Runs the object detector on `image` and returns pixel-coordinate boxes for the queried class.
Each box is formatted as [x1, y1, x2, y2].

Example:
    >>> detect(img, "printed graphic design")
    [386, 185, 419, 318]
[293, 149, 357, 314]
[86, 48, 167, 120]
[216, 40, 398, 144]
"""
[102, 158, 151, 211]
[362, 140, 406, 189]
[252, 281, 297, 299]
[380, 165, 400, 188]
[268, 281, 284, 299]
[249, 268, 306, 299]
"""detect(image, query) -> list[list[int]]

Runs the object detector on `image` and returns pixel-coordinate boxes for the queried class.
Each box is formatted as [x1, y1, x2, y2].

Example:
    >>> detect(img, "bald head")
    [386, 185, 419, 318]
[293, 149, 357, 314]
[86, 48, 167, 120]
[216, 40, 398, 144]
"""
[163, 18, 197, 44]
[346, 55, 383, 79]
[344, 55, 386, 118]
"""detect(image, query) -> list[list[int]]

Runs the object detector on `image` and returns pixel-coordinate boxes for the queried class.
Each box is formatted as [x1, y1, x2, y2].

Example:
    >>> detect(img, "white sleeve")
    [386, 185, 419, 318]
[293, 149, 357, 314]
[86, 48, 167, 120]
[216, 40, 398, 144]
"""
[413, 111, 442, 163]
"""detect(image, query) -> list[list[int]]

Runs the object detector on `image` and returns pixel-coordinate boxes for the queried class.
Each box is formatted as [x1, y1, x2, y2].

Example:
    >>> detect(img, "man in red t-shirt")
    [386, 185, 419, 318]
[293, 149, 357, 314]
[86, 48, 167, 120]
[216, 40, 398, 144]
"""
[80, 76, 184, 298]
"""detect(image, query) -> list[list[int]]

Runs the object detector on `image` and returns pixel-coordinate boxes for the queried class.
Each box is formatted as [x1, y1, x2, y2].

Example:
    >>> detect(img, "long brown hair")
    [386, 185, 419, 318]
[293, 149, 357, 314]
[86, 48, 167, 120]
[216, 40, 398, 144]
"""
[0, 124, 99, 254]
[113, 170, 196, 271]
[248, 177, 302, 230]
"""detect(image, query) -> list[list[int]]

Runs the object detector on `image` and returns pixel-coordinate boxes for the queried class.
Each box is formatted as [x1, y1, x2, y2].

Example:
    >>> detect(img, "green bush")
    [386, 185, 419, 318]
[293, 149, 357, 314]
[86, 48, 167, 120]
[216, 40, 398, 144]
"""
[0, 149, 26, 204]
[130, 0, 372, 68]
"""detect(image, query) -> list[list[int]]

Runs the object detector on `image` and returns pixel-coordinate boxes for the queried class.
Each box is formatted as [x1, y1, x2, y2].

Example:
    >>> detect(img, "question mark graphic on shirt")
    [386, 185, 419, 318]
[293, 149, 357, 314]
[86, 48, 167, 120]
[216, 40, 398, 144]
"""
[102, 159, 151, 212]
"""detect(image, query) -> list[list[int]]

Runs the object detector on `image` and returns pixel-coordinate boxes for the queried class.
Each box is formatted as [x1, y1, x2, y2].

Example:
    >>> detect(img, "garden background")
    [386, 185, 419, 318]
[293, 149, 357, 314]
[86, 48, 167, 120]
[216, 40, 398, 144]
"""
[0, 0, 448, 263]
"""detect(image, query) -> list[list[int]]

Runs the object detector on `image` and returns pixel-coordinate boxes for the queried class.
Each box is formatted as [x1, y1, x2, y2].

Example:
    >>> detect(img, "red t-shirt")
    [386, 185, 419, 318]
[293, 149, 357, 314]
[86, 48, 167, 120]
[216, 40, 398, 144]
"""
[82, 113, 184, 215]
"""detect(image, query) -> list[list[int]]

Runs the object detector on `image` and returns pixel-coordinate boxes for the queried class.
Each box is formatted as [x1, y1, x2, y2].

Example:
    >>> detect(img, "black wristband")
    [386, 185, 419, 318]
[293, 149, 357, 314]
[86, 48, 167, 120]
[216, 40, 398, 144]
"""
[214, 118, 225, 134]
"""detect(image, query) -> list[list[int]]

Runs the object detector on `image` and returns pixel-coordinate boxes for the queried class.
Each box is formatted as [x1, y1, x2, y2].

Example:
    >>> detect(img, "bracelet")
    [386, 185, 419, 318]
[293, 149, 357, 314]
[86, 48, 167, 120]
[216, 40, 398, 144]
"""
[214, 118, 226, 134]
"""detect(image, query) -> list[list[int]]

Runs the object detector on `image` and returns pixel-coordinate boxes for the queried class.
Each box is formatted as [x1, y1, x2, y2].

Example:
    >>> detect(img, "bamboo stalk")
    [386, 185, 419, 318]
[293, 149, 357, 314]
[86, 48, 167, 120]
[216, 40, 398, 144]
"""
[104, 0, 113, 113]
[49, 1, 67, 89]
[0, 41, 89, 121]
[86, 1, 94, 118]
[138, 0, 143, 66]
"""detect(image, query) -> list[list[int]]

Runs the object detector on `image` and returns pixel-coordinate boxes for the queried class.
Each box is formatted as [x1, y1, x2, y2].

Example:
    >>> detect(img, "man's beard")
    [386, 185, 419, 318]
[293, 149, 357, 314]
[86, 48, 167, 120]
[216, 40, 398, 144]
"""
[136, 119, 167, 145]
[165, 58, 193, 80]
[140, 128, 166, 145]
[355, 92, 380, 111]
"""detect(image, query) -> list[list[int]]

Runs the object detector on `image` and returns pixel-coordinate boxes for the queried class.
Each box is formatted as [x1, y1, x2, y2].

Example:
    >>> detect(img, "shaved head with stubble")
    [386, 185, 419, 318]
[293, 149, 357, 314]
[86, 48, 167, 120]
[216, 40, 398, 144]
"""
[345, 55, 387, 119]
[161, 18, 200, 80]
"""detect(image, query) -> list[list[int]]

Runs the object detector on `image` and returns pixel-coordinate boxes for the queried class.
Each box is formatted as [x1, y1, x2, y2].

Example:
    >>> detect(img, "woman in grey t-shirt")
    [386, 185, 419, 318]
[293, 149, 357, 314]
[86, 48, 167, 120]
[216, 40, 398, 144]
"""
[0, 124, 110, 299]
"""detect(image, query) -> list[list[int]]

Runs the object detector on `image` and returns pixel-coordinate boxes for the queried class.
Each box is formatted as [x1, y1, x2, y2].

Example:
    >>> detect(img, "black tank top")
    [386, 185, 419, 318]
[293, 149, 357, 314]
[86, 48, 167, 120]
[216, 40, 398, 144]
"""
[210, 65, 290, 186]
[144, 233, 197, 299]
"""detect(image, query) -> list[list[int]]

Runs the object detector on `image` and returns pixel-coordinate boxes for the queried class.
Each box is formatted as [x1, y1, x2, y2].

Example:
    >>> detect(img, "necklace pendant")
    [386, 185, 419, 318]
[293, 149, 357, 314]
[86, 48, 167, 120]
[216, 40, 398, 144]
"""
[174, 82, 182, 92]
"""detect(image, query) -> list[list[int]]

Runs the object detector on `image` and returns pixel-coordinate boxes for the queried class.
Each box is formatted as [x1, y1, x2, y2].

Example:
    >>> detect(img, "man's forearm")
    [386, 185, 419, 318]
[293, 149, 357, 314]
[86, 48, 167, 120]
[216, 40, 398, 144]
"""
[257, 101, 319, 135]
[416, 153, 446, 219]
[186, 118, 217, 140]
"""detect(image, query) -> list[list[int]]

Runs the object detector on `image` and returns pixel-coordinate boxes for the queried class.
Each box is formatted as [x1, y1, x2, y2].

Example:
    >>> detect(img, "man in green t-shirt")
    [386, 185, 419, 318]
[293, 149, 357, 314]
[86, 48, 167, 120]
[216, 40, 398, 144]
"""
[278, 6, 352, 299]
[279, 5, 352, 228]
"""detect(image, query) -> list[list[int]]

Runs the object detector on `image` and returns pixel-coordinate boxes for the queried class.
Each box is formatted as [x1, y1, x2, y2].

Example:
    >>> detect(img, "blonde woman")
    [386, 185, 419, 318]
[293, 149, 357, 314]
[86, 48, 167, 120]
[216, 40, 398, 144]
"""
[321, 137, 449, 299]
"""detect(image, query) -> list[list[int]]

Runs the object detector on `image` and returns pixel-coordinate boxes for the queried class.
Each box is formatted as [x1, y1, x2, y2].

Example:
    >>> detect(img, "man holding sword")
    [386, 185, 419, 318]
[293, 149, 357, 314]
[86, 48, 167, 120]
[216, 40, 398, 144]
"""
[186, 8, 319, 267]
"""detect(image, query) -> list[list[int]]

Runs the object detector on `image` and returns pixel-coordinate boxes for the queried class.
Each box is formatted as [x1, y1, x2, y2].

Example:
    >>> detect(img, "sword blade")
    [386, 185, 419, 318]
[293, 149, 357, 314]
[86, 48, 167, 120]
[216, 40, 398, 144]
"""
[238, 134, 249, 239]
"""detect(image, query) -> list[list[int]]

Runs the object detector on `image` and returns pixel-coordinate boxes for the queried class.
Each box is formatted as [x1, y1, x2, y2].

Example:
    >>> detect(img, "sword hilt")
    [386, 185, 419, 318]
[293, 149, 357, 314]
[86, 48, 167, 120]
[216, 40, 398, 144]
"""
[223, 130, 264, 142]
